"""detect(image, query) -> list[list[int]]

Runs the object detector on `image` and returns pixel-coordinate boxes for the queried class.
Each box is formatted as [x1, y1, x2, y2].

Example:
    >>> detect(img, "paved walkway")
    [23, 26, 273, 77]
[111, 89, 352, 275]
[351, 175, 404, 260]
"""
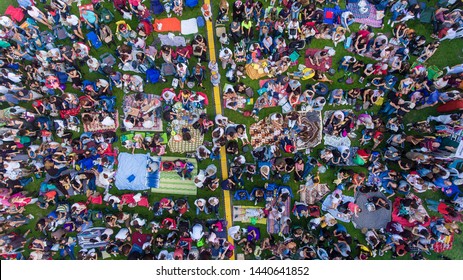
[204, 0, 235, 259]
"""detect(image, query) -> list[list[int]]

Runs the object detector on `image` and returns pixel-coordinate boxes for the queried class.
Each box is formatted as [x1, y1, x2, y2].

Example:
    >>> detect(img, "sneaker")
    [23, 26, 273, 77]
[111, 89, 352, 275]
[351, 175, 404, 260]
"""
[378, 250, 384, 256]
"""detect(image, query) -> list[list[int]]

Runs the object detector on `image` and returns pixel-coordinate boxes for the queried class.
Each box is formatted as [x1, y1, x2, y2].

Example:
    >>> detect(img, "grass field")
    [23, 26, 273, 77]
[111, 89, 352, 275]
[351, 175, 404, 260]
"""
[1, 0, 462, 260]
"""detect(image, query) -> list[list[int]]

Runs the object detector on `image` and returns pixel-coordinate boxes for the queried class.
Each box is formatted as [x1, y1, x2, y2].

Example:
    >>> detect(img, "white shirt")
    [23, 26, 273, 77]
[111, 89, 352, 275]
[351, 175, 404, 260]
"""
[190, 224, 204, 241]
[0, 16, 14, 28]
[27, 7, 42, 18]
[66, 15, 79, 26]
[115, 228, 129, 240]
[219, 48, 232, 60]
[102, 228, 114, 237]
[208, 197, 219, 206]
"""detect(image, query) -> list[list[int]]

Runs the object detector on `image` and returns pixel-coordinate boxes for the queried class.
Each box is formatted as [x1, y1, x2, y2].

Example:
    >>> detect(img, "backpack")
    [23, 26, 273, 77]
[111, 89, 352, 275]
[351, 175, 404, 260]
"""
[146, 68, 160, 84]
[185, 0, 198, 8]
[87, 31, 102, 49]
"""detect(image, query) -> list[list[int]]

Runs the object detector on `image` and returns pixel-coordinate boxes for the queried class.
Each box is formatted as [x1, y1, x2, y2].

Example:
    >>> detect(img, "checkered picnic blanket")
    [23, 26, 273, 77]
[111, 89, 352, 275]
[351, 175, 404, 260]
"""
[83, 111, 119, 133]
[167, 127, 204, 153]
[300, 184, 330, 205]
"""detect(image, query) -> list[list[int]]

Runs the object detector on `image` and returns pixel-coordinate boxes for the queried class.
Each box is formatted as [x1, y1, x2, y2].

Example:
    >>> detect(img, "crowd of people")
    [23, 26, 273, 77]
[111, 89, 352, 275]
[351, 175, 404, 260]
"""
[0, 0, 463, 260]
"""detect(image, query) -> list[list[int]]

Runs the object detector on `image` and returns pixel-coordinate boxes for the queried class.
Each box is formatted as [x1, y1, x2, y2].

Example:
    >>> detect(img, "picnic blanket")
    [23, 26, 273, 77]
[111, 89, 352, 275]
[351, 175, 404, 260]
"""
[352, 191, 392, 229]
[232, 206, 267, 225]
[324, 135, 352, 148]
[151, 156, 197, 196]
[78, 227, 108, 250]
[83, 111, 119, 133]
[304, 49, 332, 72]
[267, 197, 291, 235]
[326, 146, 359, 166]
[321, 194, 355, 223]
[122, 94, 163, 132]
[154, 18, 181, 32]
[245, 60, 269, 80]
[253, 94, 279, 110]
[295, 111, 323, 150]
[167, 127, 204, 153]
[224, 96, 247, 110]
[392, 196, 431, 227]
[250, 117, 278, 148]
[347, 2, 383, 28]
[181, 18, 199, 35]
[158, 34, 187, 47]
[115, 153, 150, 190]
[299, 184, 330, 205]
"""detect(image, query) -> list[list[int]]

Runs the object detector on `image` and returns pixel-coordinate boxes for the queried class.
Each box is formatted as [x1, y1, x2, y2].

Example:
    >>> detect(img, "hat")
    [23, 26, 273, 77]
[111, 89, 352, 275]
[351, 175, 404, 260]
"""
[260, 165, 270, 174]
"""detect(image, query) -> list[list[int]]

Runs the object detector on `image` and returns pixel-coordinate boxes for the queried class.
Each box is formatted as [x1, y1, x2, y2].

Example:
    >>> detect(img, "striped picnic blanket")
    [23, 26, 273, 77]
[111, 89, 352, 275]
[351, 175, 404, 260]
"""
[151, 156, 197, 196]
[267, 198, 291, 235]
[233, 206, 267, 225]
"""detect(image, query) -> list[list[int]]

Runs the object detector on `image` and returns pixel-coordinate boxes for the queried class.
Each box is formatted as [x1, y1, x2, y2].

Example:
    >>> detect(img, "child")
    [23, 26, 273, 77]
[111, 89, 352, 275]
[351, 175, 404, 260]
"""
[202, 4, 212, 22]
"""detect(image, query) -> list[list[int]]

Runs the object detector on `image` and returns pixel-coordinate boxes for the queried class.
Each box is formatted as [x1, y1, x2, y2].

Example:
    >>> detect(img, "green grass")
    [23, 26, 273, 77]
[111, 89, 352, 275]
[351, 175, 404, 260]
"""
[1, 0, 463, 260]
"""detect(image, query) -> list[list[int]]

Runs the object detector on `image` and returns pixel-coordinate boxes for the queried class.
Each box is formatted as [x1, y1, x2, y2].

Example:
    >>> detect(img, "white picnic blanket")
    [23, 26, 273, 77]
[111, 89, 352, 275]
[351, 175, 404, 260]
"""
[181, 18, 198, 35]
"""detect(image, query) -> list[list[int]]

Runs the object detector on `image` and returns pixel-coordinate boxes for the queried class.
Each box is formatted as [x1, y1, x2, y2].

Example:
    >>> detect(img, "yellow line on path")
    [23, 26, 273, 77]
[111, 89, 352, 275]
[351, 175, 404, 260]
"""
[204, 0, 235, 259]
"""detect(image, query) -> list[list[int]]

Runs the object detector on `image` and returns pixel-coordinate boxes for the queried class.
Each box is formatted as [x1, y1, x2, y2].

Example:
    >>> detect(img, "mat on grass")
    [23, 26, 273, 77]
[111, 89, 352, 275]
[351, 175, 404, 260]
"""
[245, 60, 269, 80]
[299, 184, 330, 205]
[304, 49, 332, 72]
[167, 127, 204, 153]
[347, 3, 383, 28]
[153, 18, 181, 32]
[115, 153, 150, 191]
[122, 94, 163, 132]
[151, 156, 197, 196]
[83, 111, 119, 133]
[321, 194, 355, 223]
[267, 197, 291, 234]
[181, 18, 199, 35]
[352, 191, 392, 229]
[324, 135, 352, 148]
[232, 206, 267, 225]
